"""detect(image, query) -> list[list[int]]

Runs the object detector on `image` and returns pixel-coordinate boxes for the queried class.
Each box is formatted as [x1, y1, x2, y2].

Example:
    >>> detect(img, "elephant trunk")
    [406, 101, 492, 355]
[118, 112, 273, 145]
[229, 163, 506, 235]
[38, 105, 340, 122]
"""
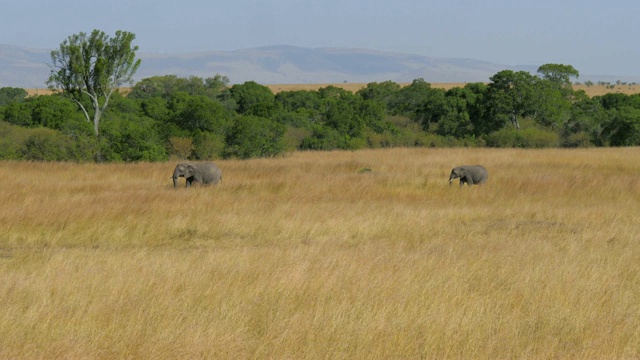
[173, 169, 180, 188]
[449, 173, 456, 185]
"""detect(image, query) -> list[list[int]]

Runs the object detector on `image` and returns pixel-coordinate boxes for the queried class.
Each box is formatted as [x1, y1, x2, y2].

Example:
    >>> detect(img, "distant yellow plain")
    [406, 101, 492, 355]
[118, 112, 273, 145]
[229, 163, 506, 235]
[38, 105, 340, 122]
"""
[26, 82, 640, 97]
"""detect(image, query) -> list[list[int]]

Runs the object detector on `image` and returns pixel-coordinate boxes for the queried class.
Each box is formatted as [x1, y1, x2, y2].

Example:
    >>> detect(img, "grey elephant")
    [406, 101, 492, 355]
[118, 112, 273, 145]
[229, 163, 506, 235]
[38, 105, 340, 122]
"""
[172, 162, 222, 188]
[449, 165, 488, 186]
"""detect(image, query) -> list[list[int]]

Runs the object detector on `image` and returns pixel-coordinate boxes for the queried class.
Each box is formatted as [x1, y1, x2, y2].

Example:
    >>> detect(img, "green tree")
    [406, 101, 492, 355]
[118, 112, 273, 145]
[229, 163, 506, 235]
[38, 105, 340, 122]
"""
[562, 93, 608, 146]
[356, 81, 401, 109]
[275, 90, 322, 114]
[484, 70, 538, 131]
[47, 29, 141, 136]
[1, 101, 32, 127]
[388, 78, 433, 119]
[128, 75, 229, 100]
[99, 114, 167, 162]
[435, 87, 477, 137]
[170, 93, 229, 133]
[224, 115, 286, 159]
[537, 63, 579, 88]
[0, 87, 28, 106]
[228, 81, 276, 116]
[529, 77, 572, 129]
[602, 107, 640, 146]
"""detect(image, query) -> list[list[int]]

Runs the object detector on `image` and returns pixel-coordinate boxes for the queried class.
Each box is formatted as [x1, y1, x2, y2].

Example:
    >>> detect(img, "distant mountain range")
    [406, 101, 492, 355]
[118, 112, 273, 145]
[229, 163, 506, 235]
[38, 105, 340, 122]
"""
[1, 44, 638, 88]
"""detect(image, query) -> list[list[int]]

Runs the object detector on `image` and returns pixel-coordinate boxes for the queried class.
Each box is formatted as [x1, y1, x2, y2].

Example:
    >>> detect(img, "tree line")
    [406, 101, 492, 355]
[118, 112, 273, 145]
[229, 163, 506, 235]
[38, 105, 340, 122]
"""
[0, 30, 639, 162]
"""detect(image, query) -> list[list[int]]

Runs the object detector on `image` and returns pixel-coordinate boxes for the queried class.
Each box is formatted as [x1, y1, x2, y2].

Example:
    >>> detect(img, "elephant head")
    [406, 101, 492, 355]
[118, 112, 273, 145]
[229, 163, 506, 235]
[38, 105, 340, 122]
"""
[448, 167, 466, 185]
[173, 163, 196, 188]
[172, 162, 222, 188]
[449, 165, 488, 186]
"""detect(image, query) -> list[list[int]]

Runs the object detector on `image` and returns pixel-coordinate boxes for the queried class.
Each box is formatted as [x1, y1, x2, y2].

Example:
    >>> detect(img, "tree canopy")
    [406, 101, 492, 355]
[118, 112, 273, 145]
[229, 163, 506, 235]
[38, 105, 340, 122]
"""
[47, 29, 141, 136]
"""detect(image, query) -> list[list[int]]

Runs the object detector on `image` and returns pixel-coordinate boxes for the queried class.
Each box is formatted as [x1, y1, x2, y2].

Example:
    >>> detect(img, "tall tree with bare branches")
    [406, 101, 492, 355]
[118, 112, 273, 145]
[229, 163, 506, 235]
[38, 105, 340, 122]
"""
[47, 29, 141, 136]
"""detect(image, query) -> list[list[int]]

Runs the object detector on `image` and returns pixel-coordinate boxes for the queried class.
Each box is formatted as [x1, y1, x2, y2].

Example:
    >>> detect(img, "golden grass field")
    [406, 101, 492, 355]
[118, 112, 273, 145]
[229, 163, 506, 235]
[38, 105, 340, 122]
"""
[26, 82, 640, 97]
[267, 82, 640, 97]
[1, 147, 640, 359]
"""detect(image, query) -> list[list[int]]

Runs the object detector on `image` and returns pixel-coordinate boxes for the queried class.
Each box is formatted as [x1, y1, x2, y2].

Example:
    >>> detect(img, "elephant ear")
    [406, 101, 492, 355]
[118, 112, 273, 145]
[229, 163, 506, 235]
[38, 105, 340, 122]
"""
[184, 164, 196, 178]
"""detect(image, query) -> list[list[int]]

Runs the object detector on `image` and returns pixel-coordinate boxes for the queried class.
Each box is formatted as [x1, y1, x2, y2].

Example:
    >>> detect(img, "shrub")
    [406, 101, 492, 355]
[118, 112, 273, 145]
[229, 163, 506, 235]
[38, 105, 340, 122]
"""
[562, 131, 593, 148]
[224, 115, 286, 159]
[99, 114, 168, 162]
[168, 137, 194, 160]
[191, 132, 225, 160]
[20, 128, 97, 162]
[517, 127, 560, 148]
[299, 125, 348, 151]
[485, 128, 518, 148]
[0, 121, 36, 159]
[283, 126, 311, 151]
[485, 127, 559, 148]
[0, 87, 28, 106]
[0, 121, 96, 161]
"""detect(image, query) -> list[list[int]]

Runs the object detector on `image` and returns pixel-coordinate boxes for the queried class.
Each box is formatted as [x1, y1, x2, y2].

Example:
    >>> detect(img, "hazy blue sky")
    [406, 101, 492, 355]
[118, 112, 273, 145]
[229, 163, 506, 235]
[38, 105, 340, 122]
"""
[2, 0, 638, 75]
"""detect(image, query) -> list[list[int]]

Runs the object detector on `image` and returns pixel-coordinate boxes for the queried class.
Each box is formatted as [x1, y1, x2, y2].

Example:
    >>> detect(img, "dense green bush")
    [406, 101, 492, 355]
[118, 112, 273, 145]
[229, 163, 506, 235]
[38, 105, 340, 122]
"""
[223, 115, 286, 159]
[485, 126, 559, 148]
[191, 131, 225, 160]
[21, 130, 97, 162]
[99, 114, 168, 162]
[0, 121, 96, 161]
[0, 121, 39, 159]
[0, 87, 27, 106]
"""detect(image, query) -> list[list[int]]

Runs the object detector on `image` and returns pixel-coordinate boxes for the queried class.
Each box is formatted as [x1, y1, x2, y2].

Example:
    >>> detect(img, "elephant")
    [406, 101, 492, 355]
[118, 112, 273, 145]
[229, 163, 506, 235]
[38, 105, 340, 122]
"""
[172, 162, 222, 188]
[449, 165, 488, 186]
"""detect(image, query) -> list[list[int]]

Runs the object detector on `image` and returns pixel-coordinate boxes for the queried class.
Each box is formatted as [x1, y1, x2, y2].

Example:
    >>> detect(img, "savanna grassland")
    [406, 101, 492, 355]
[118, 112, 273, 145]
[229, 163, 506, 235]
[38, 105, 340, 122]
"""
[26, 82, 640, 97]
[1, 147, 640, 359]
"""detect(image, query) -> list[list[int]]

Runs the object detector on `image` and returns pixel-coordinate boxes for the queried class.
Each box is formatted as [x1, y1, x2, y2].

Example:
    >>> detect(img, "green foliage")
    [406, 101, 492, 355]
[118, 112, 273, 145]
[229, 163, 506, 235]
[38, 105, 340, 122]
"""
[99, 114, 167, 162]
[356, 81, 401, 109]
[283, 126, 312, 151]
[168, 93, 229, 134]
[47, 29, 141, 135]
[299, 125, 348, 150]
[21, 129, 97, 161]
[388, 78, 434, 118]
[537, 63, 579, 87]
[1, 95, 90, 134]
[0, 121, 39, 159]
[562, 96, 608, 146]
[602, 107, 640, 146]
[484, 70, 539, 130]
[0, 121, 96, 161]
[228, 81, 277, 116]
[275, 90, 321, 114]
[485, 121, 559, 148]
[5, 61, 640, 162]
[0, 87, 28, 106]
[2, 101, 32, 127]
[128, 74, 229, 100]
[191, 131, 225, 160]
[224, 115, 286, 159]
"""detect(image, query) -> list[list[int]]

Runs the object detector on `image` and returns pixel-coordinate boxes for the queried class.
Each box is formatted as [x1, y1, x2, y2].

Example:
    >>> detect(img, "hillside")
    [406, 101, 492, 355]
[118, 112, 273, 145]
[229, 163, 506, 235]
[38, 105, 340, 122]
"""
[3, 44, 640, 88]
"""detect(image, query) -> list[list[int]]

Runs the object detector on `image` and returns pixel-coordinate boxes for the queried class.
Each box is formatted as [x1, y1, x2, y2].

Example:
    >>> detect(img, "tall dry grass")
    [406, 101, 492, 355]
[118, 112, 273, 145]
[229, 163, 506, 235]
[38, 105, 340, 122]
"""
[1, 147, 639, 359]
